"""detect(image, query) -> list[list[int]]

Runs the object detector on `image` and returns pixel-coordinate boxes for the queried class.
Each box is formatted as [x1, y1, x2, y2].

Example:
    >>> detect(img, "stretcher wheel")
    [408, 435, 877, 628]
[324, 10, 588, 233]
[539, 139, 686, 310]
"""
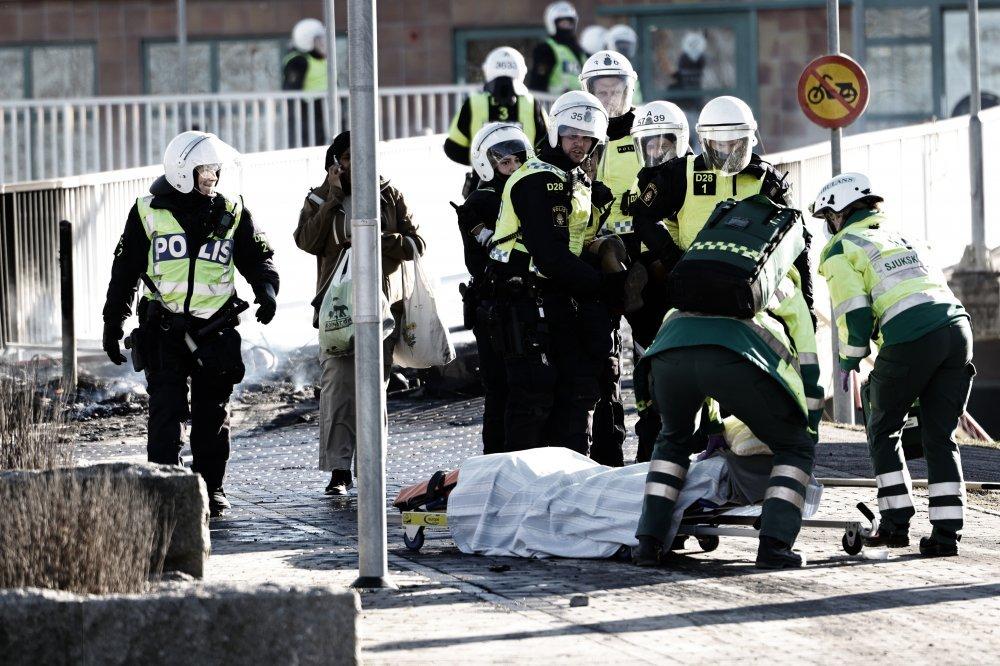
[670, 535, 689, 551]
[403, 526, 425, 551]
[842, 532, 863, 556]
[697, 536, 719, 553]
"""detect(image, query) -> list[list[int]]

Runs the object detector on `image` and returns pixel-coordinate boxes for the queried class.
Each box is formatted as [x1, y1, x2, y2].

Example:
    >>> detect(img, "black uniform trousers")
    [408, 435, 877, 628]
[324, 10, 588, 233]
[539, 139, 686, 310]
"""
[494, 289, 606, 454]
[470, 287, 508, 455]
[144, 324, 244, 491]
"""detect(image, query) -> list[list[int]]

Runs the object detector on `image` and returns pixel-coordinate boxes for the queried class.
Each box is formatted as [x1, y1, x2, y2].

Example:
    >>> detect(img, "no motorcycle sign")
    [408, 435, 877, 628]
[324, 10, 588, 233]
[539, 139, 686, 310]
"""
[797, 54, 870, 129]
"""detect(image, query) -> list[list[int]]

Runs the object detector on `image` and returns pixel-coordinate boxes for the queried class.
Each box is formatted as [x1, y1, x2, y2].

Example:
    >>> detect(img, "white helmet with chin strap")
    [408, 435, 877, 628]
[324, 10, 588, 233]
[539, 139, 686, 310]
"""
[631, 100, 689, 168]
[544, 1, 578, 35]
[604, 24, 638, 59]
[291, 18, 325, 52]
[482, 47, 529, 95]
[546, 90, 609, 154]
[163, 131, 239, 194]
[696, 95, 758, 176]
[579, 25, 608, 55]
[471, 122, 534, 182]
[578, 50, 637, 118]
[811, 172, 883, 218]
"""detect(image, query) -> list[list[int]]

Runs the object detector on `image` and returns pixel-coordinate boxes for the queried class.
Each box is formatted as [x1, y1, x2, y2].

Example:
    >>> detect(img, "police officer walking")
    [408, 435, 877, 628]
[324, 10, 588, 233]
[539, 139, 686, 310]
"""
[486, 90, 622, 454]
[283, 18, 329, 146]
[528, 2, 586, 94]
[445, 47, 547, 196]
[452, 123, 535, 454]
[813, 173, 973, 557]
[102, 131, 279, 517]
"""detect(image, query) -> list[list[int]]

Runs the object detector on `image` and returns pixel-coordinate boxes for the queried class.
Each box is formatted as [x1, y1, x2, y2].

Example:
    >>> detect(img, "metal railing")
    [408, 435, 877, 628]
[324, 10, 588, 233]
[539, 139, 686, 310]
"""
[0, 85, 490, 182]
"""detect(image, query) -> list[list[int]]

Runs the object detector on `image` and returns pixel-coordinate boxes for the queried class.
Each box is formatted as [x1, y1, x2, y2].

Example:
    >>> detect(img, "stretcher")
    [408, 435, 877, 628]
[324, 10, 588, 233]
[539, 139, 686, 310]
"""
[398, 477, 999, 556]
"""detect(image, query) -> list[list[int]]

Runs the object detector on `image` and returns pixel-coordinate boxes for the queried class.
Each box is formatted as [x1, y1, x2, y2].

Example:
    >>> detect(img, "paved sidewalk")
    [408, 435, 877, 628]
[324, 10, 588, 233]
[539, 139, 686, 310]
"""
[82, 396, 1000, 664]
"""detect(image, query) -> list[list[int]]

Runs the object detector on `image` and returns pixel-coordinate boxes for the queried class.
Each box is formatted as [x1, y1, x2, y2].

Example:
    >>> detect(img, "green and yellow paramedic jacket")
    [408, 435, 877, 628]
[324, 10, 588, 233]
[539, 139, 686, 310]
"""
[819, 209, 968, 371]
[634, 273, 824, 437]
[445, 92, 545, 163]
[102, 178, 279, 327]
[282, 51, 328, 92]
[488, 153, 608, 295]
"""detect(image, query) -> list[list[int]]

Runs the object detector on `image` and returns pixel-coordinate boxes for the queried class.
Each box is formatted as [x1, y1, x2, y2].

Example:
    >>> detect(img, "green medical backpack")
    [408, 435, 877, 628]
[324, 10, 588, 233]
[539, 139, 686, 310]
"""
[668, 194, 805, 318]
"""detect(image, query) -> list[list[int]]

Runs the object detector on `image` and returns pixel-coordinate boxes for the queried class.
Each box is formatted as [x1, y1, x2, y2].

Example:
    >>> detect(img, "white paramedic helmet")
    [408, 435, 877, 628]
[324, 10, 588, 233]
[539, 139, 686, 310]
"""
[631, 100, 689, 168]
[546, 90, 609, 151]
[544, 1, 578, 35]
[695, 95, 758, 176]
[471, 122, 534, 182]
[482, 46, 529, 94]
[811, 172, 883, 217]
[578, 50, 637, 118]
[291, 18, 324, 52]
[604, 24, 638, 59]
[579, 25, 608, 55]
[162, 131, 239, 194]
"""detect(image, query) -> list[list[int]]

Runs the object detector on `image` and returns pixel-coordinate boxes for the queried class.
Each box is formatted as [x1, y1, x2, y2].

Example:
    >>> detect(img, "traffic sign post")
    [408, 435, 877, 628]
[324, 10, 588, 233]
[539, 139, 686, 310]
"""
[796, 53, 870, 129]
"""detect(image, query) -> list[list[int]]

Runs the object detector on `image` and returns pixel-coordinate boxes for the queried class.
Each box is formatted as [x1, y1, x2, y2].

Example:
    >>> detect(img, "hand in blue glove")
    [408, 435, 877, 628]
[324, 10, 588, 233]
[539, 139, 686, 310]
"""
[839, 368, 853, 393]
[697, 433, 728, 461]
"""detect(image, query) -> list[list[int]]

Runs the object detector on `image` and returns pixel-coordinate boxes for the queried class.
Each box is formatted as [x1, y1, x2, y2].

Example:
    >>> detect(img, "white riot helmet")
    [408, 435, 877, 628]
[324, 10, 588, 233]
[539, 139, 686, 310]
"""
[547, 90, 609, 157]
[162, 131, 239, 194]
[696, 96, 758, 176]
[811, 172, 883, 218]
[605, 24, 638, 60]
[579, 25, 608, 55]
[291, 18, 325, 53]
[471, 122, 534, 182]
[544, 1, 578, 36]
[579, 50, 637, 118]
[631, 101, 689, 168]
[482, 47, 528, 95]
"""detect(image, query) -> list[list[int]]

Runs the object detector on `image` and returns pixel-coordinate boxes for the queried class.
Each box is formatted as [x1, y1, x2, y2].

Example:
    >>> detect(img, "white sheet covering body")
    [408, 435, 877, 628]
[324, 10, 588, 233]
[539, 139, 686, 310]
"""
[447, 447, 822, 559]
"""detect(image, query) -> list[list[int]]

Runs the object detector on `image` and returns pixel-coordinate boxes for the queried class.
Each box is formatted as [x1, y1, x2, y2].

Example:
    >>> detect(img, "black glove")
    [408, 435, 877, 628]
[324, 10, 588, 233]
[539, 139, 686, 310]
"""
[591, 180, 615, 210]
[599, 271, 628, 315]
[253, 283, 277, 324]
[102, 321, 127, 365]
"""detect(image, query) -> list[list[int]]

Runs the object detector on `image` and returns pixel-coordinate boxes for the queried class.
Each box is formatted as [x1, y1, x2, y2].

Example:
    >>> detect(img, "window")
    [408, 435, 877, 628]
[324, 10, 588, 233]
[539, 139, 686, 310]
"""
[144, 36, 348, 94]
[0, 44, 96, 100]
[863, 7, 935, 124]
[453, 28, 545, 84]
[944, 8, 1000, 117]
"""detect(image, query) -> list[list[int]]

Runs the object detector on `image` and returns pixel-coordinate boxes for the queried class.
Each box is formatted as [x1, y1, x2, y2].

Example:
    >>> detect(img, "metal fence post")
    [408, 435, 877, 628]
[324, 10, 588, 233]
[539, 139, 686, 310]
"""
[59, 220, 77, 393]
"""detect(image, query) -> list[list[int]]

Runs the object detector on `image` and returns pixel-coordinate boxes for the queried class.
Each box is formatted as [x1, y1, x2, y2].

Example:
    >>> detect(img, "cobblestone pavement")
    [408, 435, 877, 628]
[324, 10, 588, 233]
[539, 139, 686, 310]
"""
[80, 395, 1000, 664]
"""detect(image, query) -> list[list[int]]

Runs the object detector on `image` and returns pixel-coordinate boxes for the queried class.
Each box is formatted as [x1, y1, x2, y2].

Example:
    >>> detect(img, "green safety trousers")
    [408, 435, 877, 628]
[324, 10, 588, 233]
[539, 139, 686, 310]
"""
[866, 318, 974, 544]
[636, 346, 816, 546]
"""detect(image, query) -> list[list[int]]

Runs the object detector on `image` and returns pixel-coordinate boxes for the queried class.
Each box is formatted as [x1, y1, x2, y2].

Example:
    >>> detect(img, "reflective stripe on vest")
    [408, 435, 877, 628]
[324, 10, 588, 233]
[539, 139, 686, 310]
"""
[597, 133, 641, 234]
[136, 195, 242, 318]
[545, 38, 582, 93]
[491, 157, 592, 275]
[283, 51, 328, 92]
[469, 92, 538, 145]
[675, 155, 764, 250]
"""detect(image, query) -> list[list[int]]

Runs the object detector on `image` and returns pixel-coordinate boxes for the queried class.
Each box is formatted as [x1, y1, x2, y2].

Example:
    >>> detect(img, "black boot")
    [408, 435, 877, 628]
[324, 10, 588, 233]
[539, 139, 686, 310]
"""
[919, 536, 959, 557]
[863, 526, 910, 548]
[632, 535, 663, 567]
[325, 469, 354, 496]
[208, 488, 231, 518]
[755, 535, 803, 569]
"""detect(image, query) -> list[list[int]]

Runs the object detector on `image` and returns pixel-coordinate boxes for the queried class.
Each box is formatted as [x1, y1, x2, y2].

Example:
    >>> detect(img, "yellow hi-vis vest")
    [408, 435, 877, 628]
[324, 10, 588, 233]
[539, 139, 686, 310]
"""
[136, 195, 243, 319]
[447, 92, 539, 149]
[597, 133, 640, 234]
[490, 157, 591, 276]
[545, 38, 582, 94]
[674, 155, 765, 250]
[283, 51, 328, 92]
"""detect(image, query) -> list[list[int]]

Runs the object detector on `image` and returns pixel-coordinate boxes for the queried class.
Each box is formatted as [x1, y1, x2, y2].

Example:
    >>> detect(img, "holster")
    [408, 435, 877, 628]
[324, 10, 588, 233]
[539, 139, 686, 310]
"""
[124, 326, 146, 372]
[459, 281, 479, 331]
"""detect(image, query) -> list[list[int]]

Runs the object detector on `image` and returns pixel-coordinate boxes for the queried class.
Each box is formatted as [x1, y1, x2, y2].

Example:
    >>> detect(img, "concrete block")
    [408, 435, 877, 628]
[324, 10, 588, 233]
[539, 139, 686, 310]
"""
[0, 463, 209, 578]
[0, 584, 359, 665]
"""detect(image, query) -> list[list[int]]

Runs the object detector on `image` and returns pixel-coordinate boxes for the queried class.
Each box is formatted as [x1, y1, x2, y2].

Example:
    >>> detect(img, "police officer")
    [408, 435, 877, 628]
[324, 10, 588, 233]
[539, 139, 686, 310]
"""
[528, 2, 586, 94]
[452, 123, 535, 454]
[445, 47, 547, 196]
[813, 173, 973, 557]
[603, 25, 643, 103]
[102, 131, 279, 517]
[486, 90, 622, 453]
[632, 259, 822, 569]
[578, 50, 640, 466]
[283, 18, 329, 146]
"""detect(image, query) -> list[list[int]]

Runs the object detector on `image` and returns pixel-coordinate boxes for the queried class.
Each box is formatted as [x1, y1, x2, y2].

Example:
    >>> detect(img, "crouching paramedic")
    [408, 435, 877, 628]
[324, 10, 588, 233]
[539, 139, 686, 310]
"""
[484, 90, 624, 454]
[813, 173, 973, 557]
[632, 201, 822, 570]
[102, 131, 279, 517]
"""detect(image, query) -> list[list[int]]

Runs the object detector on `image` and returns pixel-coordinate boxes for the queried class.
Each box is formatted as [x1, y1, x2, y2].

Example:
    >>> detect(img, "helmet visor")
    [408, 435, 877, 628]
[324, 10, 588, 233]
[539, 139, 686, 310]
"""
[700, 132, 752, 176]
[585, 75, 631, 118]
[633, 133, 679, 168]
[487, 139, 530, 174]
[612, 39, 636, 59]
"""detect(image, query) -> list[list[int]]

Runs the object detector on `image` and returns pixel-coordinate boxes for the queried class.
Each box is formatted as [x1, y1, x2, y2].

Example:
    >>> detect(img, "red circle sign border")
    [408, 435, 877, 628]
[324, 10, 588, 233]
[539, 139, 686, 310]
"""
[797, 53, 870, 129]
